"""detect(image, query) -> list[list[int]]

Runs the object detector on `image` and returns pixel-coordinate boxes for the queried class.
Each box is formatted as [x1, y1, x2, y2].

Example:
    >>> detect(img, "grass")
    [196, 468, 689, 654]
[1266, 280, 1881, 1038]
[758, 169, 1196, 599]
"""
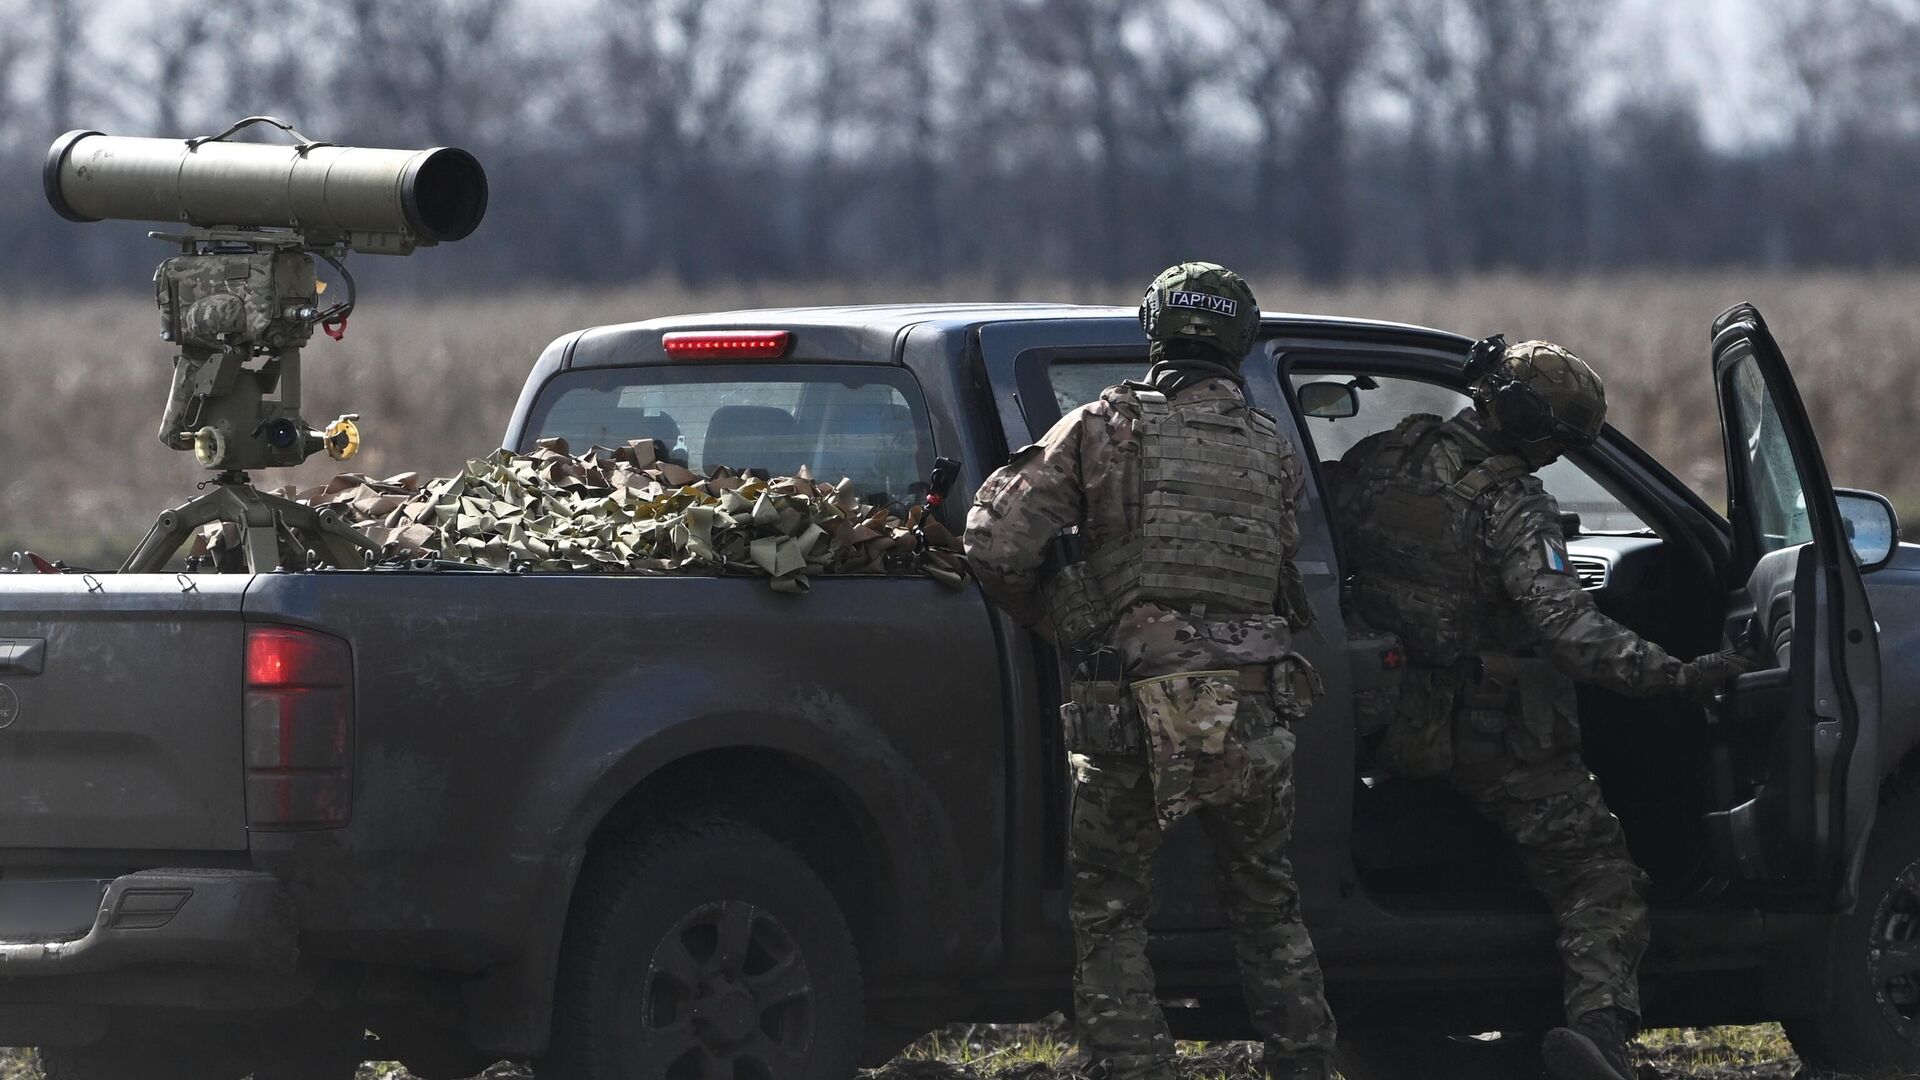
[1635, 1025, 1804, 1078]
[0, 1022, 1817, 1078]
[5, 270, 1920, 562]
[869, 1020, 1808, 1079]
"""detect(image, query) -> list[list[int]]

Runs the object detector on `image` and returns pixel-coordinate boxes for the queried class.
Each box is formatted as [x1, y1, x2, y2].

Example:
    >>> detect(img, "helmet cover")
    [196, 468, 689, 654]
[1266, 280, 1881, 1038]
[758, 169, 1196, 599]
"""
[1475, 339, 1607, 449]
[1138, 261, 1261, 358]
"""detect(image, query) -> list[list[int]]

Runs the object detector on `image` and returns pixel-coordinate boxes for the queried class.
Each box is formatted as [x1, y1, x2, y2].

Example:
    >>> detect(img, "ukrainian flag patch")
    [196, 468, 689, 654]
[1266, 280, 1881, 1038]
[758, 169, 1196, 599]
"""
[1541, 535, 1570, 574]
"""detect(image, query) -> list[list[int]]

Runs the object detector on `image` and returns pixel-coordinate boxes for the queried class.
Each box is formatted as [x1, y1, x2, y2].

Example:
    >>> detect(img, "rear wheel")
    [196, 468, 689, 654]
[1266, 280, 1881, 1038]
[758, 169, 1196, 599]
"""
[543, 818, 863, 1080]
[1787, 790, 1920, 1078]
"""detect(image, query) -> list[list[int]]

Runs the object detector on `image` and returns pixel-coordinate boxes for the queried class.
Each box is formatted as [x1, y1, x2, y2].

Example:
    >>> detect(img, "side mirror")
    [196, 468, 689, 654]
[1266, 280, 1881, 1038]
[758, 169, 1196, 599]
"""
[1298, 381, 1360, 419]
[1836, 488, 1899, 570]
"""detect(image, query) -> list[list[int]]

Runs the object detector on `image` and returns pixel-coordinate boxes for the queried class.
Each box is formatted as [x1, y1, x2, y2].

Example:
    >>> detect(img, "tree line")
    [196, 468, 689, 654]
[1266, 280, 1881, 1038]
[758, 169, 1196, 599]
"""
[2, 0, 1917, 291]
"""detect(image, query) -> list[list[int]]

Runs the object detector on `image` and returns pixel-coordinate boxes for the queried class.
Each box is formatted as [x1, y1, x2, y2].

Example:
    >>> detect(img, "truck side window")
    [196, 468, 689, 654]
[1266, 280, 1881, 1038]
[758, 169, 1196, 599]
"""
[523, 363, 935, 510]
[1288, 372, 1650, 535]
[1048, 361, 1143, 414]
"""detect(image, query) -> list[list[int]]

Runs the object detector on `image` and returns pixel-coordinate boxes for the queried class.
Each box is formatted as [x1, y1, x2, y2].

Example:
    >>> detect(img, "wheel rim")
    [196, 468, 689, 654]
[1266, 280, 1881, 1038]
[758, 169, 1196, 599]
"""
[1869, 857, 1920, 1045]
[628, 899, 816, 1080]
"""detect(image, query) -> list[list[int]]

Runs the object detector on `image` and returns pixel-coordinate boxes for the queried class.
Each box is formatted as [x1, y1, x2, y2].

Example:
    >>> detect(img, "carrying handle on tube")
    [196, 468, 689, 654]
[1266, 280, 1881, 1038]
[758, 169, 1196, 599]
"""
[186, 116, 334, 156]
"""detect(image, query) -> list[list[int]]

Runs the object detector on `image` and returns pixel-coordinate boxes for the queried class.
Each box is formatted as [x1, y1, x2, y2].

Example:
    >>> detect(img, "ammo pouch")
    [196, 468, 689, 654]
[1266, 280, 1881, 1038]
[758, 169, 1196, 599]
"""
[1061, 649, 1142, 755]
[1278, 561, 1315, 632]
[1043, 560, 1110, 653]
[1451, 652, 1565, 766]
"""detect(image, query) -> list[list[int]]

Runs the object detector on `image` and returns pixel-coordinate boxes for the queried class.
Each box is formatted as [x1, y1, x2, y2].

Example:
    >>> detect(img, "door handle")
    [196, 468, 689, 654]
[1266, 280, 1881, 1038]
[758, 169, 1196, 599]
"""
[0, 639, 45, 676]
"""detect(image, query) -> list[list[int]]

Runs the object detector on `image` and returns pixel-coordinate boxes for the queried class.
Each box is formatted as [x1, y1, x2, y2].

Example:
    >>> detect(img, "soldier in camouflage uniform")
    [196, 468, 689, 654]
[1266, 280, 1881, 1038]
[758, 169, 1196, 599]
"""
[1326, 336, 1753, 1080]
[966, 264, 1337, 1080]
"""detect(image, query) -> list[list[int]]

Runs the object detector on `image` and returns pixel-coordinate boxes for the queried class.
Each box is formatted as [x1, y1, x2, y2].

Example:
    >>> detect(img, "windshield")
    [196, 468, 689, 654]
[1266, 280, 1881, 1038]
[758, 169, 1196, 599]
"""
[522, 363, 934, 508]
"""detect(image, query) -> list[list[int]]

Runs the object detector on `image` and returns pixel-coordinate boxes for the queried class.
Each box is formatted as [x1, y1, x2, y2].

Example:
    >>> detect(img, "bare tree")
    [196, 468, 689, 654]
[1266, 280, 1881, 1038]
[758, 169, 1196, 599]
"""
[330, 0, 523, 144]
[1003, 0, 1162, 272]
[38, 0, 86, 133]
[5, 0, 1920, 288]
[1438, 0, 1605, 268]
[200, 0, 329, 132]
[1378, 0, 1464, 273]
[147, 5, 214, 136]
[1256, 0, 1374, 281]
[802, 0, 850, 271]
[597, 0, 765, 280]
[904, 0, 944, 278]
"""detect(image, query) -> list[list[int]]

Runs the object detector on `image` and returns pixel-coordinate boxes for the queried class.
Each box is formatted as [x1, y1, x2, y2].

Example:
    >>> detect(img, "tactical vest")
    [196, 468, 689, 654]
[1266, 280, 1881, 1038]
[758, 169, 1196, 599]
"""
[1344, 415, 1531, 666]
[1086, 382, 1293, 617]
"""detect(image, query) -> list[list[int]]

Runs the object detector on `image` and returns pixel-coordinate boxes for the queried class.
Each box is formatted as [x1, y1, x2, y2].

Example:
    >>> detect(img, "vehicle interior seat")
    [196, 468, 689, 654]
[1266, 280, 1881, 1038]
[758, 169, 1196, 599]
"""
[814, 403, 919, 504]
[701, 404, 804, 477]
[618, 410, 686, 466]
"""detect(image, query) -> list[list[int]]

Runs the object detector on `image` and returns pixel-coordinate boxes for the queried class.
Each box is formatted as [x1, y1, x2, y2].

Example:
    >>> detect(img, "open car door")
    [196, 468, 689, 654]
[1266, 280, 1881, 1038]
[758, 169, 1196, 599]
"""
[1705, 303, 1881, 907]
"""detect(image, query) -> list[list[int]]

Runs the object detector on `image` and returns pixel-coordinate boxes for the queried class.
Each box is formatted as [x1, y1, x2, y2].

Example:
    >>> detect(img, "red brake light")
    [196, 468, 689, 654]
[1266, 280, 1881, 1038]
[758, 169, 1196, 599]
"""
[245, 626, 353, 829]
[662, 330, 792, 360]
[247, 626, 351, 688]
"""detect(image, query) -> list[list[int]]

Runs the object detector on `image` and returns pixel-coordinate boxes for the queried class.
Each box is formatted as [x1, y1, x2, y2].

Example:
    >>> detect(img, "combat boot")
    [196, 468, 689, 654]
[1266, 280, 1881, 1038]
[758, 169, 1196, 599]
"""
[1542, 1006, 1637, 1080]
[1263, 1051, 1334, 1080]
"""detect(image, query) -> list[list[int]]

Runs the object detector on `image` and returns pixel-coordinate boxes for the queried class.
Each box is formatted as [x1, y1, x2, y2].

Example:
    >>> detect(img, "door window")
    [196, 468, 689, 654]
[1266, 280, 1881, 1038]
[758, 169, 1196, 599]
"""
[1724, 355, 1812, 554]
[1288, 373, 1649, 534]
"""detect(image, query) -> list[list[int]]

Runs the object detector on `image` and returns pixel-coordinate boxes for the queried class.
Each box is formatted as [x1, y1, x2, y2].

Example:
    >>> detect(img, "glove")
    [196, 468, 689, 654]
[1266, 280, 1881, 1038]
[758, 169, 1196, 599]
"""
[1676, 650, 1757, 704]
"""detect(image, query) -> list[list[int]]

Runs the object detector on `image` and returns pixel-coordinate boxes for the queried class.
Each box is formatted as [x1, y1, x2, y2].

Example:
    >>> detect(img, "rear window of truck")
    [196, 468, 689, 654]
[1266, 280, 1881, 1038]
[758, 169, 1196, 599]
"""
[522, 364, 935, 507]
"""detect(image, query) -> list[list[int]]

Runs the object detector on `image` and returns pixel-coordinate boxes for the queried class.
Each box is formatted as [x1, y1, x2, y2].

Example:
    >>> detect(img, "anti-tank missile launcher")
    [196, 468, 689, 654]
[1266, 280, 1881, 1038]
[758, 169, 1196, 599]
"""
[44, 116, 488, 572]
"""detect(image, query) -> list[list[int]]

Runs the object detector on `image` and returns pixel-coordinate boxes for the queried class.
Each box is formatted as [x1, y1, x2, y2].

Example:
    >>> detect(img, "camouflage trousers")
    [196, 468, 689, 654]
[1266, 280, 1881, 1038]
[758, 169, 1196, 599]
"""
[1449, 752, 1651, 1022]
[1068, 691, 1336, 1080]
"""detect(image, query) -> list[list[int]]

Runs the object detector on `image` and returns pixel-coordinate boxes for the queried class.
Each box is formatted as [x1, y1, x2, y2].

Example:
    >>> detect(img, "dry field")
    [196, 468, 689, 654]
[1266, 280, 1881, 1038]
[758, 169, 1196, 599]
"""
[4, 271, 1919, 566]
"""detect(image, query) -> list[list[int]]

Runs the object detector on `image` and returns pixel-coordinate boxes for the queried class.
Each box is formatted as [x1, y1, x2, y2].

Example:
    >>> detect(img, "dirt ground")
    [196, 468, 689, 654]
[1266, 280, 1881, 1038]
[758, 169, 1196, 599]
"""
[0, 1022, 1819, 1078]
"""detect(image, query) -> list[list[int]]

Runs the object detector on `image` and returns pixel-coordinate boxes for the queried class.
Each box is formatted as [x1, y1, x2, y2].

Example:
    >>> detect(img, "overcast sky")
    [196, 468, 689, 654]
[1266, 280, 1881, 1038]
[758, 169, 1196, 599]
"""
[1604, 0, 1782, 146]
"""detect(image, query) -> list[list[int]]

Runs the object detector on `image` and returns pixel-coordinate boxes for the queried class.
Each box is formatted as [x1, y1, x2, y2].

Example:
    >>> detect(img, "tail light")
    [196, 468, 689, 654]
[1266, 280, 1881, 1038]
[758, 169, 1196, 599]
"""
[244, 626, 353, 829]
[662, 330, 792, 359]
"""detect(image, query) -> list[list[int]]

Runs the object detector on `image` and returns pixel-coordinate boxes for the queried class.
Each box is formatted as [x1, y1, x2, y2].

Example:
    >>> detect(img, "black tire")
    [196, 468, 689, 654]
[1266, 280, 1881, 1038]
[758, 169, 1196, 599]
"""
[1787, 788, 1920, 1078]
[1334, 1030, 1541, 1080]
[542, 818, 864, 1080]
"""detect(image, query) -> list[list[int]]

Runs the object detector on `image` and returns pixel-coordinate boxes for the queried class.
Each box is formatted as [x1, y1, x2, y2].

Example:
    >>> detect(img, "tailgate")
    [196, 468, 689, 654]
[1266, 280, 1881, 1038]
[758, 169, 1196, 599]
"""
[0, 574, 248, 851]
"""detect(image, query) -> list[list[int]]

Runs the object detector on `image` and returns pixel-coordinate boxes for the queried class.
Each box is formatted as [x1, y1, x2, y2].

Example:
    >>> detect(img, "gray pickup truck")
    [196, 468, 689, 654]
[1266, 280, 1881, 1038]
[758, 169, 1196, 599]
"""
[0, 301, 1915, 1080]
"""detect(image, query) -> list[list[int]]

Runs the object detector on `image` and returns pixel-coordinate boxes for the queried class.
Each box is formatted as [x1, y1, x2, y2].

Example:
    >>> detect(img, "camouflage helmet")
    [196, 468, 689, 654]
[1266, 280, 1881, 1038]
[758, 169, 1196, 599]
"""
[1138, 261, 1261, 358]
[1470, 338, 1607, 450]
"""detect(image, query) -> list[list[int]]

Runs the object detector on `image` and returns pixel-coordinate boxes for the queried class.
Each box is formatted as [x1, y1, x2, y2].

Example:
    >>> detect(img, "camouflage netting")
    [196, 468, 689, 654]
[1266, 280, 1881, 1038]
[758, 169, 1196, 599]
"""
[192, 437, 968, 592]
